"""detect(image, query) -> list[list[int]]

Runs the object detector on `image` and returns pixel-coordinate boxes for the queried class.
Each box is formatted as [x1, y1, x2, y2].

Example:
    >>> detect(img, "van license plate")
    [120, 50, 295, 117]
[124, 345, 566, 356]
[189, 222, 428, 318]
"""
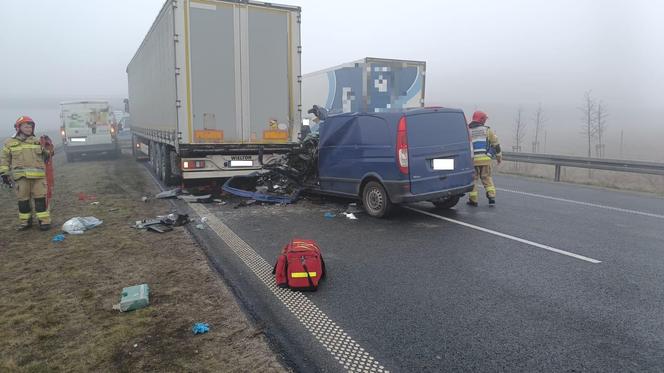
[433, 159, 454, 170]
[230, 160, 253, 167]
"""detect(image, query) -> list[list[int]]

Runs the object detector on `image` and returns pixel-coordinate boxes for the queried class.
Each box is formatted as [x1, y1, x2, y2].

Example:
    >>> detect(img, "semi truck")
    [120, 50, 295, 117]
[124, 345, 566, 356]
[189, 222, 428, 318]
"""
[302, 58, 426, 117]
[127, 0, 302, 185]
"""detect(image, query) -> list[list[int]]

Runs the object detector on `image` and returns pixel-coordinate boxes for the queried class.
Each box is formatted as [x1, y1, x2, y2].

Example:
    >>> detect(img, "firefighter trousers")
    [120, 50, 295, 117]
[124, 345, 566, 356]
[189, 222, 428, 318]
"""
[469, 165, 496, 203]
[15, 177, 50, 224]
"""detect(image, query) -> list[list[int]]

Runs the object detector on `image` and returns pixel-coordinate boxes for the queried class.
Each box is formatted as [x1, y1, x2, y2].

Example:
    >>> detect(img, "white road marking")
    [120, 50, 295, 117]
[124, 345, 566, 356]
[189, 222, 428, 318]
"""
[498, 188, 664, 220]
[188, 202, 390, 373]
[403, 206, 602, 264]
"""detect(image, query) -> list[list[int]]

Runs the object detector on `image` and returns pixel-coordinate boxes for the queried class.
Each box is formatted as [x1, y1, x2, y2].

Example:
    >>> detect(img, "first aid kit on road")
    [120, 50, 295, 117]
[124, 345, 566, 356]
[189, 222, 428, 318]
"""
[273, 239, 325, 291]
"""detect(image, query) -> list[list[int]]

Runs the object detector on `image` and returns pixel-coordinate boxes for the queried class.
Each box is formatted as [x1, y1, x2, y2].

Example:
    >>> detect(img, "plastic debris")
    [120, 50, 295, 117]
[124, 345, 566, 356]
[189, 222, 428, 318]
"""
[346, 203, 362, 214]
[134, 213, 190, 232]
[90, 201, 100, 206]
[234, 199, 257, 209]
[192, 322, 210, 335]
[324, 212, 336, 220]
[141, 196, 149, 203]
[62, 217, 103, 235]
[343, 212, 358, 220]
[195, 224, 205, 230]
[77, 192, 97, 201]
[155, 188, 182, 199]
[52, 234, 65, 242]
[178, 194, 213, 203]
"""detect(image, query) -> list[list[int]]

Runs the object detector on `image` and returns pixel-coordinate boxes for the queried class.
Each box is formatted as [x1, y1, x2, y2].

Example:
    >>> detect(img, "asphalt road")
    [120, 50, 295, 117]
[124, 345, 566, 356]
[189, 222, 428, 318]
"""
[179, 173, 664, 372]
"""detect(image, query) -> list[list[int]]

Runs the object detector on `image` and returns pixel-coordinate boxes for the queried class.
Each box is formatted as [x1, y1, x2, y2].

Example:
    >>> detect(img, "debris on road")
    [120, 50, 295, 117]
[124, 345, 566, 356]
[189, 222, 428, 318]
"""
[52, 234, 66, 242]
[192, 322, 210, 335]
[222, 135, 319, 204]
[141, 196, 149, 203]
[113, 284, 150, 312]
[134, 213, 190, 232]
[62, 217, 103, 235]
[155, 188, 182, 199]
[234, 199, 257, 209]
[195, 224, 205, 230]
[324, 212, 335, 220]
[90, 201, 100, 206]
[77, 192, 97, 201]
[343, 212, 358, 220]
[178, 194, 213, 203]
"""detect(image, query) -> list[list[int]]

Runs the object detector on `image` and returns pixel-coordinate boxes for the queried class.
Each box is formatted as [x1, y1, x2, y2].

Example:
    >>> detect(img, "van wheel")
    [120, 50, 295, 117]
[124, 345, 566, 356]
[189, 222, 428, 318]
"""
[362, 181, 393, 218]
[432, 195, 460, 209]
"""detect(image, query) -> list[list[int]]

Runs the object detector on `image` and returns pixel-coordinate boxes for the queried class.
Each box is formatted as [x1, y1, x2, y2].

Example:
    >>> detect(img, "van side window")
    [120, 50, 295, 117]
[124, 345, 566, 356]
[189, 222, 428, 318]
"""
[358, 116, 390, 146]
[320, 117, 359, 147]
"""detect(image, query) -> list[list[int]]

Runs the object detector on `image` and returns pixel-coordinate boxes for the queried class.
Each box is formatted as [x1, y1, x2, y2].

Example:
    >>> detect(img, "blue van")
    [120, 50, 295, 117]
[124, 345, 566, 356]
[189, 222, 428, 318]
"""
[314, 107, 474, 217]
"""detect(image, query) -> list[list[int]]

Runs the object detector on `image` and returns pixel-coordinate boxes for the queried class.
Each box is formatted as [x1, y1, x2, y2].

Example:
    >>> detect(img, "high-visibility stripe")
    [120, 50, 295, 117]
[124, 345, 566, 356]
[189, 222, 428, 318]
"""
[19, 213, 31, 220]
[473, 155, 492, 161]
[11, 168, 45, 178]
[291, 272, 317, 278]
[0, 166, 9, 173]
[9, 144, 42, 152]
[36, 211, 50, 219]
[469, 191, 478, 197]
[486, 186, 496, 192]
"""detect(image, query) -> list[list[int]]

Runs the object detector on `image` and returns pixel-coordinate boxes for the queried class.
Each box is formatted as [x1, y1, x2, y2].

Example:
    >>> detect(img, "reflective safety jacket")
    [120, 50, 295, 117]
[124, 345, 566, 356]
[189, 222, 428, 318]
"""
[468, 121, 501, 166]
[0, 135, 47, 179]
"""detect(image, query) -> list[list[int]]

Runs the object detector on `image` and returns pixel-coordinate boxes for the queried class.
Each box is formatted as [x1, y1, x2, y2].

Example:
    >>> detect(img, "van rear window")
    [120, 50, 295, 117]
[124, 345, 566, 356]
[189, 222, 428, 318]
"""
[407, 112, 468, 147]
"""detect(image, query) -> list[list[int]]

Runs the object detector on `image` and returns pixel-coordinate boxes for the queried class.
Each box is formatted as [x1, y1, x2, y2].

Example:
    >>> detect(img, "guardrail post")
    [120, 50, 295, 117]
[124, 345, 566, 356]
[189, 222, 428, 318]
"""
[554, 164, 561, 182]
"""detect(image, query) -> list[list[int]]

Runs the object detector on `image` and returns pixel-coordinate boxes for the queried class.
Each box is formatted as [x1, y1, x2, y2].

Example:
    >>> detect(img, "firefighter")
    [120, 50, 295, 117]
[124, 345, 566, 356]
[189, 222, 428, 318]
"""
[467, 111, 502, 206]
[0, 116, 52, 230]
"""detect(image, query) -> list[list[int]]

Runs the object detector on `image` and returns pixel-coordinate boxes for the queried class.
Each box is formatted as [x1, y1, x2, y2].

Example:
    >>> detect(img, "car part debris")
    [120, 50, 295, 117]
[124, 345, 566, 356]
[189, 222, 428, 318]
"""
[324, 212, 335, 220]
[343, 212, 358, 220]
[134, 213, 190, 231]
[52, 234, 65, 242]
[178, 194, 213, 203]
[155, 188, 182, 199]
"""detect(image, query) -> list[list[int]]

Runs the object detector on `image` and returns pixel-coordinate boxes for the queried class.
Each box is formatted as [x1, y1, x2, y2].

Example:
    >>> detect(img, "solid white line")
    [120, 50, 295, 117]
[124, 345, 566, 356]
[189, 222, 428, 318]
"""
[498, 188, 664, 220]
[403, 206, 602, 264]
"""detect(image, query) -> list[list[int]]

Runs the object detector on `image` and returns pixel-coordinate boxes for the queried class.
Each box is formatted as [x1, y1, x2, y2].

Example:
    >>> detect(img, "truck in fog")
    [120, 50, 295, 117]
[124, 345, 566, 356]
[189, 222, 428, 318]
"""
[127, 0, 302, 185]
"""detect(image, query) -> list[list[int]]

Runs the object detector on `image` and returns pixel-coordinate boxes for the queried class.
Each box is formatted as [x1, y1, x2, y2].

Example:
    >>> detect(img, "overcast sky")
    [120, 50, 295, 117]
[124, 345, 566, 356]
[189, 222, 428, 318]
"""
[1, 0, 663, 158]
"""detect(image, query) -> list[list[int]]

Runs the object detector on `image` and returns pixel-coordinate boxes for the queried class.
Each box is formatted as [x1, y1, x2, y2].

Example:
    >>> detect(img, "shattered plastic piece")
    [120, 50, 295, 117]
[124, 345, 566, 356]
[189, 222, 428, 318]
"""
[346, 203, 362, 214]
[155, 188, 182, 199]
[52, 234, 65, 242]
[141, 196, 149, 203]
[324, 212, 336, 220]
[135, 213, 189, 230]
[147, 224, 173, 233]
[343, 212, 358, 220]
[195, 224, 205, 230]
[62, 217, 103, 235]
[192, 323, 210, 335]
[108, 208, 120, 212]
[178, 194, 213, 203]
[201, 217, 208, 223]
[90, 201, 100, 206]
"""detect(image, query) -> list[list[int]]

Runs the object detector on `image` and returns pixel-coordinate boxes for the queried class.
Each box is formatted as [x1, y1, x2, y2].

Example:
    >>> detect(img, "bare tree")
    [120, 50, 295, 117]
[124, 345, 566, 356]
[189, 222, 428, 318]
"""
[531, 103, 545, 153]
[595, 101, 608, 158]
[513, 106, 527, 152]
[580, 91, 597, 158]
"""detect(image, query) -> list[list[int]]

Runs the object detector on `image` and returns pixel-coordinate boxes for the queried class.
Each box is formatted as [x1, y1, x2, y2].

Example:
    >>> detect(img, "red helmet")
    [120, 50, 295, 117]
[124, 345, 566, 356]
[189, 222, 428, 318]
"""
[15, 116, 35, 132]
[471, 111, 488, 124]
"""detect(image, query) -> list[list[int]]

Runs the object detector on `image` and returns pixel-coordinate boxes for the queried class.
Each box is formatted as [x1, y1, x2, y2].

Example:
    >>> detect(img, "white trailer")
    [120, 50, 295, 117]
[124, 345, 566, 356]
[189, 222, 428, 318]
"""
[127, 0, 302, 185]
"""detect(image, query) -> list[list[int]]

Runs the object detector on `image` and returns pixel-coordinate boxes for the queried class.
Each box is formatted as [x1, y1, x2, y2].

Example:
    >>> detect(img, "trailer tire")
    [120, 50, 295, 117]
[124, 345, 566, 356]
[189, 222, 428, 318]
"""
[160, 144, 177, 186]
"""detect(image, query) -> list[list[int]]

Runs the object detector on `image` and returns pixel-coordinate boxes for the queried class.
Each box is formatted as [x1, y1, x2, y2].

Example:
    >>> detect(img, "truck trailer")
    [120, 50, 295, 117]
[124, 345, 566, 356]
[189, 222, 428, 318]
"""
[302, 58, 426, 117]
[127, 0, 302, 185]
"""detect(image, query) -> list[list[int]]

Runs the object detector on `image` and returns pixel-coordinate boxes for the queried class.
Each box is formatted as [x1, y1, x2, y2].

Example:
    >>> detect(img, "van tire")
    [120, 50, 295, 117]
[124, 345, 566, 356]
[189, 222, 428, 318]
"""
[362, 181, 393, 218]
[432, 195, 460, 209]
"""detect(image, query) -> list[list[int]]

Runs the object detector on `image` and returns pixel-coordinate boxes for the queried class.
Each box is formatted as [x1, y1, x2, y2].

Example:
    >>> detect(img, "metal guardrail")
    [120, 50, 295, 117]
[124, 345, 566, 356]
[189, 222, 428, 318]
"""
[502, 152, 664, 181]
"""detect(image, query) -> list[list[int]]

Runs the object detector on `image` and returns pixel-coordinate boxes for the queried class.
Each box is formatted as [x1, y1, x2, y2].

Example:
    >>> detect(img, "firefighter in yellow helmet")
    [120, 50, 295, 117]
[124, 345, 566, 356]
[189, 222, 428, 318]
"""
[467, 111, 502, 206]
[0, 116, 52, 230]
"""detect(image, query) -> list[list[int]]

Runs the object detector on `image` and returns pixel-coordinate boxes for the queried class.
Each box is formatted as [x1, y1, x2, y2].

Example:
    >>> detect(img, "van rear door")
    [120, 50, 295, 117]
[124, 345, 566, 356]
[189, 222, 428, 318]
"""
[63, 102, 113, 146]
[406, 111, 473, 195]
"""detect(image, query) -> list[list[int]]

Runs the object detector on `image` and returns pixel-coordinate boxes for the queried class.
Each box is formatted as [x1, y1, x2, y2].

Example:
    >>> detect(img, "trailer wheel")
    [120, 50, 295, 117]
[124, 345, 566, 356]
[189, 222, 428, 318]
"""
[362, 181, 393, 218]
[160, 144, 177, 186]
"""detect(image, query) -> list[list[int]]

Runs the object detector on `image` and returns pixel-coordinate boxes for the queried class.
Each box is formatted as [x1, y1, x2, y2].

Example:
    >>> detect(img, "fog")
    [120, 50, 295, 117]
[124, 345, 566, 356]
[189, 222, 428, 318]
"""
[1, 0, 662, 160]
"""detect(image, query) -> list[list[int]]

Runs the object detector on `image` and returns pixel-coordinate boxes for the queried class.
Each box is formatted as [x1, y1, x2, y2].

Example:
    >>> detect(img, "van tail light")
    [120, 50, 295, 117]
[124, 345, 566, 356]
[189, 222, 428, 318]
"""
[397, 116, 409, 175]
[60, 126, 66, 138]
[182, 160, 206, 169]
